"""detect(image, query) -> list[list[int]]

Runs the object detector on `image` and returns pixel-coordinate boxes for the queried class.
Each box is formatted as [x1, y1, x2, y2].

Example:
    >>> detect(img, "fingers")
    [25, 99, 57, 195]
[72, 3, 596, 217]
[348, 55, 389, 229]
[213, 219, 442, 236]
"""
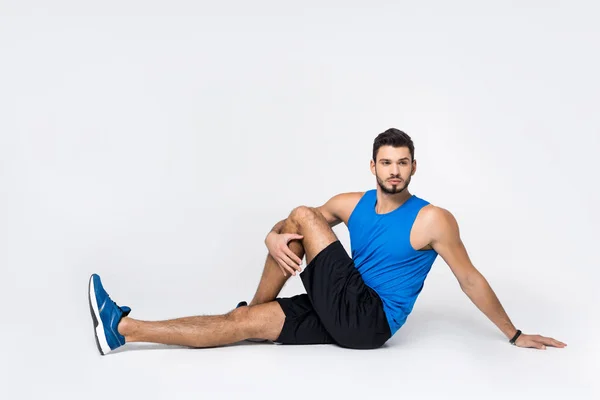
[519, 334, 567, 350]
[280, 254, 302, 275]
[278, 244, 302, 274]
[520, 337, 546, 350]
[276, 257, 297, 276]
[279, 264, 290, 277]
[284, 248, 303, 266]
[284, 233, 304, 243]
[540, 336, 567, 348]
[533, 334, 567, 348]
[270, 233, 304, 277]
[532, 342, 547, 350]
[278, 264, 287, 277]
[272, 251, 301, 276]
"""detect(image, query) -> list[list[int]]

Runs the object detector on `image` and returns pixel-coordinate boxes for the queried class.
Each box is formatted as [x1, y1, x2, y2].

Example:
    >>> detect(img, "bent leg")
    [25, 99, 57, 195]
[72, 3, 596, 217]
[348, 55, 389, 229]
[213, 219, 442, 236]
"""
[282, 206, 338, 266]
[249, 253, 291, 306]
[249, 206, 338, 306]
[118, 302, 285, 348]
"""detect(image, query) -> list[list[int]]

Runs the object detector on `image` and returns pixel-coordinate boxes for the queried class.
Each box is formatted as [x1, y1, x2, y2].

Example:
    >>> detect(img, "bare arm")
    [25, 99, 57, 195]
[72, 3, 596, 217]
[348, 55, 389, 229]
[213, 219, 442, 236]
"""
[429, 207, 566, 349]
[461, 273, 517, 339]
[317, 192, 363, 228]
[316, 197, 343, 227]
[427, 207, 517, 338]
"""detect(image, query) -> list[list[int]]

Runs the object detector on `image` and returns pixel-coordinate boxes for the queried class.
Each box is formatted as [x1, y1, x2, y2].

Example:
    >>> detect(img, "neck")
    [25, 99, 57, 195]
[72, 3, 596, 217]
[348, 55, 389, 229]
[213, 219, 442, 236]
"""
[374, 188, 412, 214]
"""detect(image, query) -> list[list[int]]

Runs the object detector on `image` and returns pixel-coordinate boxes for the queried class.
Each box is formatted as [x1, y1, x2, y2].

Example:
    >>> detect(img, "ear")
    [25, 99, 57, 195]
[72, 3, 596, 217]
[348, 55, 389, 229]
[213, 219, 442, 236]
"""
[370, 159, 376, 175]
[411, 159, 417, 176]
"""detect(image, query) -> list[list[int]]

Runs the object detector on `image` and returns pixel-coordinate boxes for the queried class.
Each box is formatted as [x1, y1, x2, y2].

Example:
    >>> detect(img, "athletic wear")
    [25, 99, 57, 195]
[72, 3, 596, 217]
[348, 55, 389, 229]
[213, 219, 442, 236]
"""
[88, 274, 131, 355]
[275, 240, 391, 349]
[348, 190, 438, 335]
[275, 294, 335, 345]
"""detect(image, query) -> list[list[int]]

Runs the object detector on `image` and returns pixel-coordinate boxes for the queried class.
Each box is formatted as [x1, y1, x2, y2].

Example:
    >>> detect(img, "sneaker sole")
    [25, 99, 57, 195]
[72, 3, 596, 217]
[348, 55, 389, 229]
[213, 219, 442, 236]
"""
[246, 338, 269, 343]
[88, 275, 111, 355]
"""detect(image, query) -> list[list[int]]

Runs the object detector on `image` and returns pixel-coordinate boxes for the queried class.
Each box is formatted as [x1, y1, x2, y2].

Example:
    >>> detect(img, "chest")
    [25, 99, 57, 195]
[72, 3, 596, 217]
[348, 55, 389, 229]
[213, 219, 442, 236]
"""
[346, 204, 434, 252]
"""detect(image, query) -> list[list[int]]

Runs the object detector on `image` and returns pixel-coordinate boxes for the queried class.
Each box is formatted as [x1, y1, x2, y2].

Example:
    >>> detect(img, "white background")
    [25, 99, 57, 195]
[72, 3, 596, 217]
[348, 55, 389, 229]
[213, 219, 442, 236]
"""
[1, 1, 598, 399]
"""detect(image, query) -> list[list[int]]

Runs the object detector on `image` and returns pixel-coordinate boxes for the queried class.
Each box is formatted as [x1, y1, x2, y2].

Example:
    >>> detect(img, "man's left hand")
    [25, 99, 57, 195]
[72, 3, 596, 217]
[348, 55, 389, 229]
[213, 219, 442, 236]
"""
[515, 333, 567, 350]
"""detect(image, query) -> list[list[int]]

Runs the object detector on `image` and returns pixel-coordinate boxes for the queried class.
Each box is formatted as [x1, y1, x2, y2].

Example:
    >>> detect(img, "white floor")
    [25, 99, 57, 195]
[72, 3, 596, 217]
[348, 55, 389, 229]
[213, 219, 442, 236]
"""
[3, 269, 596, 400]
[1, 3, 599, 398]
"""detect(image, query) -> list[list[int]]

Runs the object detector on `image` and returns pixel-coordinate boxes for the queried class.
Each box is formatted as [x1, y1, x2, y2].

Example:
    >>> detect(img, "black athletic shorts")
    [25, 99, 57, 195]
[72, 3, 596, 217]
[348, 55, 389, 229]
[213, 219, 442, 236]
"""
[274, 240, 391, 349]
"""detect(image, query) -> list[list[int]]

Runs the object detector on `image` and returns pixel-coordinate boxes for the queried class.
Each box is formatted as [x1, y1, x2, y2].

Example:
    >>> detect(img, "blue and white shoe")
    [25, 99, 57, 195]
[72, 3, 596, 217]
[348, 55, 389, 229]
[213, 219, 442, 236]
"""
[88, 274, 131, 355]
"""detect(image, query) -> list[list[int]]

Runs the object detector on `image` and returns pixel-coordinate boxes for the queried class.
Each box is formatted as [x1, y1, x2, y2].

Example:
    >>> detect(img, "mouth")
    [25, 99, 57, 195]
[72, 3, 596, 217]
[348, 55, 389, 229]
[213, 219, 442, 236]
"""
[388, 179, 401, 184]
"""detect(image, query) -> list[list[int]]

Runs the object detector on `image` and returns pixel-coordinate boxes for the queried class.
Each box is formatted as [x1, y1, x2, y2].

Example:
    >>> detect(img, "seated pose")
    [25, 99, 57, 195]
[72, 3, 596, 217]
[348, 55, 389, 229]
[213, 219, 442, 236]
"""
[88, 128, 566, 355]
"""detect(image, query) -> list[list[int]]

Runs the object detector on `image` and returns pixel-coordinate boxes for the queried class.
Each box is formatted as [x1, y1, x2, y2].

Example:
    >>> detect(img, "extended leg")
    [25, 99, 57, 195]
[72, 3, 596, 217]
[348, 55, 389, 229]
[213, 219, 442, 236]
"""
[249, 206, 338, 306]
[118, 302, 285, 348]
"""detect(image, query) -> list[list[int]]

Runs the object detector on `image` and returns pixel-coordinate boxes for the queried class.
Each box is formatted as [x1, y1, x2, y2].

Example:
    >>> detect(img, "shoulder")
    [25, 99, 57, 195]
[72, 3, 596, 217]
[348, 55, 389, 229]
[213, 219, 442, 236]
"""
[417, 204, 461, 241]
[418, 204, 455, 221]
[319, 191, 366, 224]
[334, 191, 366, 202]
[325, 191, 365, 211]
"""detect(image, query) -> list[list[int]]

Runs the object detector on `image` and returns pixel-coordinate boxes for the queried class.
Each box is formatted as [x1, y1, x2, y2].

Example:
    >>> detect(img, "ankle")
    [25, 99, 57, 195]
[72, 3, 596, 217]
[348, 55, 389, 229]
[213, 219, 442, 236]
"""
[248, 299, 265, 307]
[118, 316, 134, 339]
[249, 298, 275, 307]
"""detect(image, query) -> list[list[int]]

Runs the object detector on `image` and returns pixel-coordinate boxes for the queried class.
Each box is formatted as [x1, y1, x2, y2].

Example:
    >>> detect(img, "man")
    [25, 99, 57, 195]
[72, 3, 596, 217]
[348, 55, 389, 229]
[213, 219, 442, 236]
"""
[88, 128, 567, 355]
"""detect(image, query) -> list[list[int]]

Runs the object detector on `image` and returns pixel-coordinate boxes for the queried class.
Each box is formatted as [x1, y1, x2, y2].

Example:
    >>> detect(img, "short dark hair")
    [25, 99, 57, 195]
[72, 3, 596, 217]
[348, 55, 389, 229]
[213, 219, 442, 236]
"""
[372, 128, 415, 162]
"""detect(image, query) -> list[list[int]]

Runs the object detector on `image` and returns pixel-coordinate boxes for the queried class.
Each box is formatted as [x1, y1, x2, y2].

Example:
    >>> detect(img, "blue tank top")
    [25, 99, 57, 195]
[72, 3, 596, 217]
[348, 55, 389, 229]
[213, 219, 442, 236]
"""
[347, 189, 438, 335]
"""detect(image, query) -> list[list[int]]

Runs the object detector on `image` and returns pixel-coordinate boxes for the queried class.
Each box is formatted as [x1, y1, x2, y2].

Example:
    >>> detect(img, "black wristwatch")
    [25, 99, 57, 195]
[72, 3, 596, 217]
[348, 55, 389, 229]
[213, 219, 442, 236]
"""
[509, 329, 522, 345]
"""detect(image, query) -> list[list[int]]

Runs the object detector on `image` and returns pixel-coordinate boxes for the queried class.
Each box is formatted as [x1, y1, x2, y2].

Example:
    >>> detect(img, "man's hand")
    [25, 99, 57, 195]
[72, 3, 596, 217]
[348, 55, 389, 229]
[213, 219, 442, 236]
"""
[515, 333, 567, 350]
[265, 232, 304, 276]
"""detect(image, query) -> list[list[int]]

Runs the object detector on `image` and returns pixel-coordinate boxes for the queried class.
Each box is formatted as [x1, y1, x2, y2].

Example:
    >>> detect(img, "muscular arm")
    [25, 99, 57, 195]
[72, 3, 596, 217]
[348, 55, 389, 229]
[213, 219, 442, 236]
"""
[316, 194, 345, 228]
[427, 207, 566, 349]
[428, 207, 518, 339]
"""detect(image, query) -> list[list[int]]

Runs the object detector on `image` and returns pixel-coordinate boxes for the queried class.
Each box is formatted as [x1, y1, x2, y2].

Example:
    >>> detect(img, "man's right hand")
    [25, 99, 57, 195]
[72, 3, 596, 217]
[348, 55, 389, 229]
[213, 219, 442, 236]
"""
[265, 232, 304, 276]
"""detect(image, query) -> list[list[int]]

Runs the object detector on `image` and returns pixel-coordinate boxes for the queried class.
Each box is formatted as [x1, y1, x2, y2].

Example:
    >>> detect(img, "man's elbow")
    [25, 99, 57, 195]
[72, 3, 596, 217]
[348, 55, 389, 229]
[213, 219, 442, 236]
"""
[460, 271, 487, 292]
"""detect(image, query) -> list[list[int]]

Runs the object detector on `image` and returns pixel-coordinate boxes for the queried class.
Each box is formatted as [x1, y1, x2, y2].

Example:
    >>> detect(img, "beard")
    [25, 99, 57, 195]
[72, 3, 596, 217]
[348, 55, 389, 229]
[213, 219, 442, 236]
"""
[376, 169, 412, 195]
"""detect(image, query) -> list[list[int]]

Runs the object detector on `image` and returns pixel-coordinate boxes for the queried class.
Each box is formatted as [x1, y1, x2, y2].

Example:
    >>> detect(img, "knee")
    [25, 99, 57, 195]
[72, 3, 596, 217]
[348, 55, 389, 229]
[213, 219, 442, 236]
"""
[227, 306, 250, 324]
[226, 307, 259, 340]
[289, 206, 318, 222]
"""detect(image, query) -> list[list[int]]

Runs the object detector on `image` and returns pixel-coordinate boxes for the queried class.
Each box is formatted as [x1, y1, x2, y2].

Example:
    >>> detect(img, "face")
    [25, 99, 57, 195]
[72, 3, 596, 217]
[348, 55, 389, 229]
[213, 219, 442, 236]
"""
[370, 145, 416, 195]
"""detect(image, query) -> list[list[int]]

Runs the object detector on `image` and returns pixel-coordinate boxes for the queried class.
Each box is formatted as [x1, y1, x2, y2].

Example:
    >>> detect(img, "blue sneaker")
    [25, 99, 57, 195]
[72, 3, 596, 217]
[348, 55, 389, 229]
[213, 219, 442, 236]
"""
[88, 274, 131, 355]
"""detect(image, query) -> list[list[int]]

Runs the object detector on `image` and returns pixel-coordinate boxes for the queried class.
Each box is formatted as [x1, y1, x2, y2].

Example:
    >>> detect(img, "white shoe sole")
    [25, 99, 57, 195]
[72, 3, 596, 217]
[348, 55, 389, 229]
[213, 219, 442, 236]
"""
[88, 276, 112, 355]
[246, 338, 269, 343]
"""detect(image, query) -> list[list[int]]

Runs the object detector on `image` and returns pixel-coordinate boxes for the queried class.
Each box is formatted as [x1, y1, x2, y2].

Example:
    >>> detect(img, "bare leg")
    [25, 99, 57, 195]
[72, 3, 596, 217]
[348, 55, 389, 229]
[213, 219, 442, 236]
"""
[249, 253, 295, 306]
[115, 208, 338, 349]
[118, 302, 285, 348]
[249, 206, 338, 306]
